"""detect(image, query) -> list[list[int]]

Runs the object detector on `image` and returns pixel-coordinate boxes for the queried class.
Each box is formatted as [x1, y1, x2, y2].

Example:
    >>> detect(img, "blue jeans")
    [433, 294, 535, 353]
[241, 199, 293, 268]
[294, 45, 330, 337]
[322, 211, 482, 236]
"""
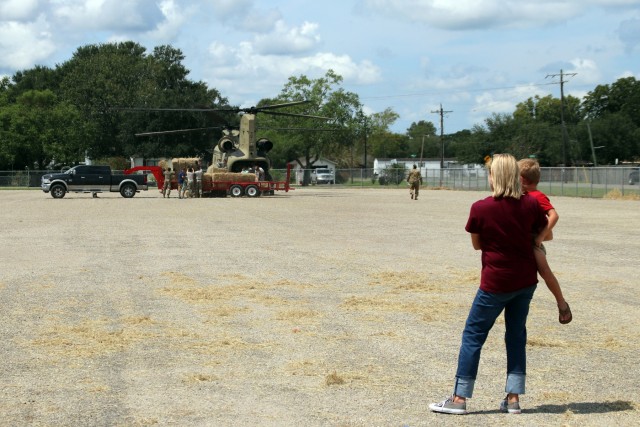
[453, 285, 536, 398]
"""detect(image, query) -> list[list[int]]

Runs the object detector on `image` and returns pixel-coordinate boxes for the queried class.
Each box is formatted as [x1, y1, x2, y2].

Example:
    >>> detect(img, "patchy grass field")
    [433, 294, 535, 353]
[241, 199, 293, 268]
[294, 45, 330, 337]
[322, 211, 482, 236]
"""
[1, 188, 638, 426]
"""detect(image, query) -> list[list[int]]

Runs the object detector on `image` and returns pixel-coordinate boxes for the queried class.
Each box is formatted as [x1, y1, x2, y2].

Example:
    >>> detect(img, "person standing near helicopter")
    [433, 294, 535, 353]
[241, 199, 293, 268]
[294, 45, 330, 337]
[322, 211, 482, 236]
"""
[186, 167, 194, 198]
[177, 167, 186, 199]
[254, 163, 265, 182]
[162, 167, 174, 198]
[194, 165, 203, 198]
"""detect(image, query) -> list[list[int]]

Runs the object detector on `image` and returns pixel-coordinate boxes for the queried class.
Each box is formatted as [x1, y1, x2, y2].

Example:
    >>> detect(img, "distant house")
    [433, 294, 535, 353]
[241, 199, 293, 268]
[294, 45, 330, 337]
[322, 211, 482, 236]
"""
[288, 157, 337, 184]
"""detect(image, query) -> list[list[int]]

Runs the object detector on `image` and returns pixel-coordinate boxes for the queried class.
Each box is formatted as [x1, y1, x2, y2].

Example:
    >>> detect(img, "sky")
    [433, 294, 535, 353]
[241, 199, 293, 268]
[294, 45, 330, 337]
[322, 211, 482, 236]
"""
[1, 0, 640, 134]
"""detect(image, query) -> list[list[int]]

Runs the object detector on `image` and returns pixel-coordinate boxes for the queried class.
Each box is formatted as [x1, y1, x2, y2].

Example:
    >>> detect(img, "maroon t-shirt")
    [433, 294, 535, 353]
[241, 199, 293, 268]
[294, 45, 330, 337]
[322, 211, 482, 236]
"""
[465, 194, 548, 293]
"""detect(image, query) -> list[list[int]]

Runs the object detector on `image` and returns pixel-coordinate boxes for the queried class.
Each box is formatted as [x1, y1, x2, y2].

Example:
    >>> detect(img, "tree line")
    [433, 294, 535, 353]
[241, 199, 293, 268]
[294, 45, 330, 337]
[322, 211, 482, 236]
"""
[1, 41, 638, 171]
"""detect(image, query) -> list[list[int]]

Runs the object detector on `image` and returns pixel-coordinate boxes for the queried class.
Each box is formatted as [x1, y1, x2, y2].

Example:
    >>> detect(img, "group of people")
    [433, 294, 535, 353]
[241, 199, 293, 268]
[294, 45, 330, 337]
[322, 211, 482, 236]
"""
[241, 164, 265, 181]
[162, 165, 203, 199]
[429, 154, 572, 416]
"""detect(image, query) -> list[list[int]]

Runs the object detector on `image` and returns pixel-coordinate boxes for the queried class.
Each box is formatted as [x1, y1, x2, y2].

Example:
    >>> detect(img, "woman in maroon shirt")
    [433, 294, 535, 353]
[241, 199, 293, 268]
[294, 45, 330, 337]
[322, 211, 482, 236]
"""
[430, 154, 548, 415]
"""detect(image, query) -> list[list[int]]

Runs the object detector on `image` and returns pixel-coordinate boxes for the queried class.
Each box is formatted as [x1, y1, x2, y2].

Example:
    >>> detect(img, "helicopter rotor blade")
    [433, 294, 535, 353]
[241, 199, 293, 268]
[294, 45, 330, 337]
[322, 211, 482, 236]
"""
[135, 127, 222, 137]
[257, 127, 343, 132]
[253, 100, 311, 111]
[118, 100, 314, 115]
[121, 107, 225, 112]
[259, 110, 332, 120]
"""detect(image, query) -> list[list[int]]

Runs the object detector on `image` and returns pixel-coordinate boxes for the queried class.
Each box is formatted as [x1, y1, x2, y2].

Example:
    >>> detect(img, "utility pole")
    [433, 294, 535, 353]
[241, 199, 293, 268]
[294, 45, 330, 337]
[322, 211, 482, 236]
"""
[546, 69, 577, 166]
[431, 104, 452, 186]
[362, 115, 368, 178]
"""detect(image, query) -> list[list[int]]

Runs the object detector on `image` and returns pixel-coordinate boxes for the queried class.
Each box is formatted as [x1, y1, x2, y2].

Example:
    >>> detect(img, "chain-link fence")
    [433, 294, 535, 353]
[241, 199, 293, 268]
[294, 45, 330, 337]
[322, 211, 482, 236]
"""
[3, 166, 640, 198]
[277, 166, 640, 198]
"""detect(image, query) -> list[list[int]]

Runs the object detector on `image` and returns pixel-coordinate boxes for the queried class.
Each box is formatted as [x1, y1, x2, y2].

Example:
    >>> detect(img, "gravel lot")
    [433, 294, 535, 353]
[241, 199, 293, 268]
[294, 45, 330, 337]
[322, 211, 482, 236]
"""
[1, 187, 638, 426]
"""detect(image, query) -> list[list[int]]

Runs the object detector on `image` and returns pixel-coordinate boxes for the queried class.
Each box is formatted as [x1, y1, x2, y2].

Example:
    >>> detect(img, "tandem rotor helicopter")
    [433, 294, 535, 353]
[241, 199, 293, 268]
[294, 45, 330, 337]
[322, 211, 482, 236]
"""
[132, 100, 332, 180]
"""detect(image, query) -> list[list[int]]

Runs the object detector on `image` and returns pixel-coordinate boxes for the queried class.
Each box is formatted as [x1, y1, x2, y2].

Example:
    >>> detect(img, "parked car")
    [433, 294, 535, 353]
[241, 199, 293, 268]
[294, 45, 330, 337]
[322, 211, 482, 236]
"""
[629, 168, 639, 185]
[311, 168, 335, 185]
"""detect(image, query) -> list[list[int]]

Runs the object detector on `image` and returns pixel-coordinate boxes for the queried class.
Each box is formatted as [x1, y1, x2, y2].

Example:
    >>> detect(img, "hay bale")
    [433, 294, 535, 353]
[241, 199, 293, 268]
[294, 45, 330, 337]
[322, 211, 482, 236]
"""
[172, 157, 201, 171]
[207, 166, 227, 174]
[212, 173, 256, 183]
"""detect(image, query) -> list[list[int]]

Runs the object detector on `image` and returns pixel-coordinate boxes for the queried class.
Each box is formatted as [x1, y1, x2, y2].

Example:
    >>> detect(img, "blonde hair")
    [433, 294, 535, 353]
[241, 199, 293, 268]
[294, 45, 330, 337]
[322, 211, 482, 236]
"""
[489, 154, 521, 199]
[517, 158, 541, 185]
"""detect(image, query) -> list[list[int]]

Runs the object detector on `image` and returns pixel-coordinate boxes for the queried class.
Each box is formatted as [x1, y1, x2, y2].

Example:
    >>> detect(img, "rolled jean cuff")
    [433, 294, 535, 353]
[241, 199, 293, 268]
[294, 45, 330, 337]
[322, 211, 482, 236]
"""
[454, 377, 475, 398]
[505, 373, 526, 395]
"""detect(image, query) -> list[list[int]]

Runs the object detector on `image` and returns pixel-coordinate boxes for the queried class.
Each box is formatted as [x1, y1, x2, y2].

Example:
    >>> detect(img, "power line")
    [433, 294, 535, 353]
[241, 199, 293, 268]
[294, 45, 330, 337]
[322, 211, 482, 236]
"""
[361, 82, 559, 101]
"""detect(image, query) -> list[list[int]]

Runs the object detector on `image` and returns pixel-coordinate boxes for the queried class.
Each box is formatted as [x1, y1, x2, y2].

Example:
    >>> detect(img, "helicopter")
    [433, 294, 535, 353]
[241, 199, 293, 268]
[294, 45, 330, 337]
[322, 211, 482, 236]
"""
[133, 101, 331, 179]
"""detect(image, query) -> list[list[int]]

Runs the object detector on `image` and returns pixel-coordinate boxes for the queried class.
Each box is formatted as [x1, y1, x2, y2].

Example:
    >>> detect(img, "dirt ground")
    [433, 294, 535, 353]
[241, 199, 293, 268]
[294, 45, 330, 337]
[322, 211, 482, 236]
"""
[1, 186, 638, 426]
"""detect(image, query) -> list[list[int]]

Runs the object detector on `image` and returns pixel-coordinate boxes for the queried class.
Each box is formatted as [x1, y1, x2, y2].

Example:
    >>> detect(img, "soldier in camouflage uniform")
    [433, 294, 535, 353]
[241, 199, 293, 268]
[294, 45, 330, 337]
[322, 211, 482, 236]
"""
[407, 164, 422, 200]
[162, 168, 174, 198]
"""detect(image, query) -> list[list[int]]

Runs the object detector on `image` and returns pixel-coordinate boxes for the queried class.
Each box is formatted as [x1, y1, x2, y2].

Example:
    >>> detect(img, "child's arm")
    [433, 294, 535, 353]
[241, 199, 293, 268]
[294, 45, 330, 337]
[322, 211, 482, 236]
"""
[535, 208, 559, 246]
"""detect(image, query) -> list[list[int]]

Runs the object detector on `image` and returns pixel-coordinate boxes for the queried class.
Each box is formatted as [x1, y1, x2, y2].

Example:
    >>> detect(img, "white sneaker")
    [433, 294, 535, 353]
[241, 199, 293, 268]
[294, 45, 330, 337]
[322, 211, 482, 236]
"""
[429, 396, 467, 415]
[500, 397, 522, 414]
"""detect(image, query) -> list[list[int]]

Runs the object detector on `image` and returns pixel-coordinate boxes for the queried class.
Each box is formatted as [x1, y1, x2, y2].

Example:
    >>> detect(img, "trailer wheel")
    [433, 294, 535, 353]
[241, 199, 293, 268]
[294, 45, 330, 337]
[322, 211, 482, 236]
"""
[229, 184, 244, 197]
[245, 185, 260, 197]
[120, 183, 136, 198]
[50, 184, 66, 199]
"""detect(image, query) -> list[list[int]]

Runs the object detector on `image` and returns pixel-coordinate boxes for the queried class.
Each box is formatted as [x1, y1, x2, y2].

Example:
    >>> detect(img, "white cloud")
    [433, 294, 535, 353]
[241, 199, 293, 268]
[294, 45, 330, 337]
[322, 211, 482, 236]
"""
[210, 0, 252, 19]
[360, 0, 637, 29]
[0, 16, 55, 69]
[203, 39, 381, 103]
[239, 7, 282, 33]
[0, 0, 40, 21]
[50, 0, 164, 32]
[145, 0, 193, 42]
[568, 58, 602, 84]
[253, 20, 321, 55]
[618, 17, 640, 53]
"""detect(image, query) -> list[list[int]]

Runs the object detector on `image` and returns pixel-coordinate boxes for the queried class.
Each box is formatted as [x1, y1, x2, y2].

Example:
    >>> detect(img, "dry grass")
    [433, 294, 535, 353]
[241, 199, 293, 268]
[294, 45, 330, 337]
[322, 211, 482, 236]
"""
[604, 188, 640, 200]
[2, 189, 639, 426]
[325, 371, 345, 386]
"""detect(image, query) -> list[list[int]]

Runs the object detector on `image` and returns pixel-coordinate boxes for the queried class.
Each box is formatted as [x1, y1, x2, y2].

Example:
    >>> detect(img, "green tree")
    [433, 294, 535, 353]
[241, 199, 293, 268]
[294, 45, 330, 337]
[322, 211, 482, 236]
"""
[581, 77, 640, 163]
[405, 120, 438, 159]
[57, 42, 230, 162]
[575, 114, 637, 165]
[0, 90, 92, 169]
[259, 70, 362, 180]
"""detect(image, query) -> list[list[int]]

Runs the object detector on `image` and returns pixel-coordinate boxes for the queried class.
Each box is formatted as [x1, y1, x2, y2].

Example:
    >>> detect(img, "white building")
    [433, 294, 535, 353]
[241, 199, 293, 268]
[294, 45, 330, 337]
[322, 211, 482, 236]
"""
[374, 157, 486, 178]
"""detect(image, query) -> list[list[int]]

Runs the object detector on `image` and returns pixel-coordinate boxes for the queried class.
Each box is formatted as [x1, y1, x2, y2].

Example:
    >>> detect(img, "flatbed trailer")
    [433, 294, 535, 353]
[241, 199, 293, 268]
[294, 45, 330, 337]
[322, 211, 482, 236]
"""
[124, 164, 294, 198]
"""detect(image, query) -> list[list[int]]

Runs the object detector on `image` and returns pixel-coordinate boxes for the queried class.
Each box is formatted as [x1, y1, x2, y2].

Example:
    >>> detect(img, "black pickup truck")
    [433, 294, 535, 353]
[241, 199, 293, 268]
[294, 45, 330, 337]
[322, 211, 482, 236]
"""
[41, 165, 148, 198]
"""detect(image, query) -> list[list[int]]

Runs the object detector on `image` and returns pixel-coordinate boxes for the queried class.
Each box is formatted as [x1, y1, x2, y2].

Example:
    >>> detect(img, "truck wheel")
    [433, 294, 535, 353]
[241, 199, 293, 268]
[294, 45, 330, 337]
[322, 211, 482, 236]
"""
[120, 184, 136, 198]
[50, 184, 66, 199]
[245, 185, 260, 197]
[229, 184, 244, 197]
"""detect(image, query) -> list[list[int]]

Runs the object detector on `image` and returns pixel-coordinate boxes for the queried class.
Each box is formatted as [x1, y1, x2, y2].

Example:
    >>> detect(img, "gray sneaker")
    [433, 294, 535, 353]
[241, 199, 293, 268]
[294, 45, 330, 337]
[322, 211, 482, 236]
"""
[429, 396, 467, 415]
[500, 398, 522, 414]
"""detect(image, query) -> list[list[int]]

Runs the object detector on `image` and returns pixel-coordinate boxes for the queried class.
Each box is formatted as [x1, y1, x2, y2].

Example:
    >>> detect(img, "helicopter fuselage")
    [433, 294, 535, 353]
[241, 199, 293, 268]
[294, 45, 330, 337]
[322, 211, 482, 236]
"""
[212, 113, 271, 174]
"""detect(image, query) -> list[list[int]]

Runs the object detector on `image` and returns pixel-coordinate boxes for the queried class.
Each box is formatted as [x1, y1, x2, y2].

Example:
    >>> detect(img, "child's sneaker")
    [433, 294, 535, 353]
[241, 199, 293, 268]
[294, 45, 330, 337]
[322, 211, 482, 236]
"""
[500, 397, 522, 414]
[429, 396, 467, 415]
